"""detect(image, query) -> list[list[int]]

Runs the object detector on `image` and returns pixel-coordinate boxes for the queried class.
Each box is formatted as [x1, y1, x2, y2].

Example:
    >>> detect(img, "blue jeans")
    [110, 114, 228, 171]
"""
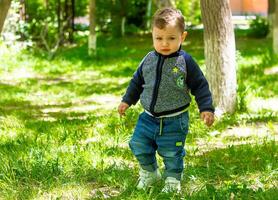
[129, 111, 189, 180]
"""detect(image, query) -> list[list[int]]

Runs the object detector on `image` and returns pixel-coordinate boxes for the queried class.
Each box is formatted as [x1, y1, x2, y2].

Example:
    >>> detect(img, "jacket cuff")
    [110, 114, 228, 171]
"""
[199, 107, 215, 113]
[121, 97, 133, 106]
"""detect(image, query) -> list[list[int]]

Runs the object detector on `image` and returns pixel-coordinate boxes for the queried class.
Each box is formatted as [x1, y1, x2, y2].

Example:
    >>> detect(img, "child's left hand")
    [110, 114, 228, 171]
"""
[200, 111, 214, 127]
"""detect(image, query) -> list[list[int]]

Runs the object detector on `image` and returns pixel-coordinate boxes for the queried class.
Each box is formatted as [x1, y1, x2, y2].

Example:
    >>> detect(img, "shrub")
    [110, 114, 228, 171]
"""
[248, 16, 269, 38]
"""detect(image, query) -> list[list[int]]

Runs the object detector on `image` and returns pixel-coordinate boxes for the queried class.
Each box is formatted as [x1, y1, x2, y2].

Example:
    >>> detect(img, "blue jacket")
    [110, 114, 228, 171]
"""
[122, 49, 214, 117]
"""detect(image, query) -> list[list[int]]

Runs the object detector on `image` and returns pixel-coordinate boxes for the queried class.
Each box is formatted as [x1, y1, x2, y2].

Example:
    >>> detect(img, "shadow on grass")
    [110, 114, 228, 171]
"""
[28, 34, 152, 67]
[0, 73, 127, 124]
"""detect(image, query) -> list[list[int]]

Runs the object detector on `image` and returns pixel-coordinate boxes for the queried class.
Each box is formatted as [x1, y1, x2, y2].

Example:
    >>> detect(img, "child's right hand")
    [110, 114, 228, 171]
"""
[118, 102, 130, 116]
[200, 111, 214, 127]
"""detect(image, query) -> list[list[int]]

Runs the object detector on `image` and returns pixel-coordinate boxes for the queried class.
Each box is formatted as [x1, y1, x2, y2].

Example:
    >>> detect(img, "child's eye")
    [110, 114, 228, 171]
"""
[156, 37, 162, 40]
[169, 37, 176, 40]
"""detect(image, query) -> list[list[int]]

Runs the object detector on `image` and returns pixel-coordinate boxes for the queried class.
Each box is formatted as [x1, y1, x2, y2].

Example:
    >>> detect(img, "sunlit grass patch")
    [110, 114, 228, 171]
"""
[0, 66, 36, 85]
[264, 65, 278, 75]
[0, 115, 27, 142]
[221, 122, 277, 139]
[35, 183, 91, 200]
[248, 97, 278, 112]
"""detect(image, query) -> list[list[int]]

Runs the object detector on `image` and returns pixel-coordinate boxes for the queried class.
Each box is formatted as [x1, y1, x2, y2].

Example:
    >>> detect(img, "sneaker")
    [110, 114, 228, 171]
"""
[136, 168, 161, 190]
[162, 177, 181, 193]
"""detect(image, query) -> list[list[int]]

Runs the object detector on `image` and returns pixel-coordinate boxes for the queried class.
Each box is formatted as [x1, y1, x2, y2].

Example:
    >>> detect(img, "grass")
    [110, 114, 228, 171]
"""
[0, 29, 277, 199]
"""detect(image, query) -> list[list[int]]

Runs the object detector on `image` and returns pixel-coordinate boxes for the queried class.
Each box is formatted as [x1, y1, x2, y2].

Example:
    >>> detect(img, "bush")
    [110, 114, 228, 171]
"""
[248, 16, 269, 38]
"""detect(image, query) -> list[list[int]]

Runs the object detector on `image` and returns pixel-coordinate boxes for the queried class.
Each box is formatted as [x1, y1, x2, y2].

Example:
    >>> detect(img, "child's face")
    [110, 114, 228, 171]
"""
[152, 24, 187, 56]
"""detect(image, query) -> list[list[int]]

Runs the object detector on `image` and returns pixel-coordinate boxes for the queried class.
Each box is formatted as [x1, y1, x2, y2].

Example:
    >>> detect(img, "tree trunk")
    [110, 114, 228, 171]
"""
[57, 0, 64, 45]
[119, 0, 127, 37]
[64, 0, 74, 43]
[0, 0, 12, 35]
[156, 0, 174, 8]
[121, 16, 126, 37]
[200, 0, 237, 114]
[268, 0, 275, 37]
[19, 0, 26, 21]
[274, 0, 278, 54]
[88, 0, 96, 56]
[145, 0, 152, 29]
[69, 0, 75, 43]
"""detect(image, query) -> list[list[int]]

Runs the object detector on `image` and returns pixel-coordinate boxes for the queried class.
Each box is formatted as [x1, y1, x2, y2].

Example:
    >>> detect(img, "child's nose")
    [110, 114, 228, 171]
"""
[162, 40, 168, 46]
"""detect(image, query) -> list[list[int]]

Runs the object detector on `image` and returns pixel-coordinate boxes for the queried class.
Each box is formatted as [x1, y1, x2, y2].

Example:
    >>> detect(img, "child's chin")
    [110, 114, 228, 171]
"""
[160, 51, 172, 55]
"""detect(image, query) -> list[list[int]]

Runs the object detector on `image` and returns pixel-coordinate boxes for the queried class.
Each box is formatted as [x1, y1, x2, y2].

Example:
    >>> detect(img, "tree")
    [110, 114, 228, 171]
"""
[19, 0, 27, 22]
[0, 0, 12, 35]
[88, 0, 96, 56]
[176, 0, 201, 26]
[156, 0, 174, 8]
[268, 0, 275, 37]
[145, 0, 152, 29]
[155, 0, 174, 8]
[57, 0, 75, 45]
[274, 0, 278, 54]
[118, 0, 128, 36]
[200, 0, 237, 114]
[109, 0, 128, 37]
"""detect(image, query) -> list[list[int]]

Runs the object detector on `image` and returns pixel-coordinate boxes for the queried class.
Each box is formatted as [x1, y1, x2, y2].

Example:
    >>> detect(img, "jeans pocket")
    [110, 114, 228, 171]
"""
[180, 112, 189, 133]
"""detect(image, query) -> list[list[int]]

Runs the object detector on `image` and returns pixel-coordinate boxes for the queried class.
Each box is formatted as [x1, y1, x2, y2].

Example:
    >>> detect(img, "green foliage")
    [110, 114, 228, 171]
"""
[96, 0, 148, 36]
[24, 0, 58, 43]
[176, 0, 202, 27]
[0, 30, 277, 199]
[248, 16, 269, 38]
[74, 0, 89, 17]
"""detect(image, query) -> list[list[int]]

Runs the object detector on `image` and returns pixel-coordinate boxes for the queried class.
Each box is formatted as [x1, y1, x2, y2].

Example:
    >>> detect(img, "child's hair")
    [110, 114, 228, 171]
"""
[152, 7, 185, 33]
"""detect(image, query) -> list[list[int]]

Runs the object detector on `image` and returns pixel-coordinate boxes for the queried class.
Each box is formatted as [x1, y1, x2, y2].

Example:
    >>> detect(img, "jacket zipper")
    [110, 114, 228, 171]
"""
[150, 55, 164, 115]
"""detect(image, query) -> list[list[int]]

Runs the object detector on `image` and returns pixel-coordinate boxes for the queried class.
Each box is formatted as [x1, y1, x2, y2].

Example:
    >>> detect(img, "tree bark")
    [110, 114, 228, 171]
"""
[274, 0, 278, 54]
[145, 0, 152, 29]
[64, 0, 74, 43]
[119, 0, 127, 36]
[200, 0, 237, 114]
[88, 0, 96, 56]
[268, 0, 275, 37]
[121, 16, 126, 37]
[156, 0, 174, 8]
[19, 0, 26, 21]
[0, 0, 12, 35]
[69, 0, 75, 43]
[57, 0, 64, 45]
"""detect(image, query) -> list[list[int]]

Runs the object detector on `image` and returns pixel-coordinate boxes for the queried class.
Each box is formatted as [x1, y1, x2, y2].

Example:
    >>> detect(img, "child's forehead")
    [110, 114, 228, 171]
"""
[152, 24, 182, 34]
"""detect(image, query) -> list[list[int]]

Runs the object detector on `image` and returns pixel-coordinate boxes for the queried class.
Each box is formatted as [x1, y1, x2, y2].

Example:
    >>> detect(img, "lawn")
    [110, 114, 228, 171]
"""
[0, 30, 277, 199]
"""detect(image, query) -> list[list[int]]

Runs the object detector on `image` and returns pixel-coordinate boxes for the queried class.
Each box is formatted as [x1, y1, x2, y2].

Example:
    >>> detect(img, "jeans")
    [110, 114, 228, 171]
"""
[129, 111, 189, 180]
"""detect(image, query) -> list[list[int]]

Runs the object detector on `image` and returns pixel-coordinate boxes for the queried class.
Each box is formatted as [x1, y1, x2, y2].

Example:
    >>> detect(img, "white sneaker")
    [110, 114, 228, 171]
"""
[162, 177, 181, 193]
[136, 168, 161, 190]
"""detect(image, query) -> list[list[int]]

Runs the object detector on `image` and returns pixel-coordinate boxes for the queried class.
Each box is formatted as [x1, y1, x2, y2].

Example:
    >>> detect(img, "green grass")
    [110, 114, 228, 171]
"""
[0, 30, 277, 199]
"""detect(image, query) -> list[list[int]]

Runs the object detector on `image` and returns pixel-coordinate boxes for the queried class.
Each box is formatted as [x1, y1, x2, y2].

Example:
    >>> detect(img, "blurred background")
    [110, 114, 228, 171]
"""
[0, 0, 274, 51]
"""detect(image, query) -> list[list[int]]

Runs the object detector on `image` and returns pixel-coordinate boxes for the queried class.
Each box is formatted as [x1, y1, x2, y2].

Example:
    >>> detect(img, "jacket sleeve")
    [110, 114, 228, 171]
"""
[185, 55, 215, 113]
[121, 60, 145, 106]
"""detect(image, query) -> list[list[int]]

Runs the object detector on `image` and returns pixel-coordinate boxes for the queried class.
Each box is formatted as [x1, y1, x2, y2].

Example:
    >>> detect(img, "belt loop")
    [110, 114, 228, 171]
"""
[160, 118, 163, 135]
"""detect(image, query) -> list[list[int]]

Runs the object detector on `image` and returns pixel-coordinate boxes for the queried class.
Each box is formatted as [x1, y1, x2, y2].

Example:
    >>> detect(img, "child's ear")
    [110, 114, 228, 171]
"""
[181, 31, 187, 42]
